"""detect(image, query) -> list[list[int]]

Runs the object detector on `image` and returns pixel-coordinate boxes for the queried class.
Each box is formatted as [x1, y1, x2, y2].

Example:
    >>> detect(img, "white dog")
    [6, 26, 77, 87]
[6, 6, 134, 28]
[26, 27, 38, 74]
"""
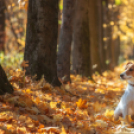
[114, 62, 134, 121]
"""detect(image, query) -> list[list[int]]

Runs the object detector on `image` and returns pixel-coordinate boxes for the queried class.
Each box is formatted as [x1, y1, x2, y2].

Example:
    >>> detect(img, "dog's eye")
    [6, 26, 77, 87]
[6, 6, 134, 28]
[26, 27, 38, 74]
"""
[129, 68, 133, 71]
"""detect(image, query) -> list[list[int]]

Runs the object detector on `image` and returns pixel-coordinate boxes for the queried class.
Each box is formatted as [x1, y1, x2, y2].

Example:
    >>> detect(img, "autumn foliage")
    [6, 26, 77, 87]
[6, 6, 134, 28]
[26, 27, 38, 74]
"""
[0, 62, 132, 134]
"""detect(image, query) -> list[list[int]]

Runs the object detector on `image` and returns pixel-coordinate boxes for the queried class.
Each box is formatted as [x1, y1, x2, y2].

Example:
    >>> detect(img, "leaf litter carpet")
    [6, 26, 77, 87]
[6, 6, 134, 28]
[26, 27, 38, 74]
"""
[0, 62, 133, 134]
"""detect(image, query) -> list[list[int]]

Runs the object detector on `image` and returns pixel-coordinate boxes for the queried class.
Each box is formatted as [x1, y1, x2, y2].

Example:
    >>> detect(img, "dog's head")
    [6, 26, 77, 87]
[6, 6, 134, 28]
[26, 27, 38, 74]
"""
[120, 62, 134, 82]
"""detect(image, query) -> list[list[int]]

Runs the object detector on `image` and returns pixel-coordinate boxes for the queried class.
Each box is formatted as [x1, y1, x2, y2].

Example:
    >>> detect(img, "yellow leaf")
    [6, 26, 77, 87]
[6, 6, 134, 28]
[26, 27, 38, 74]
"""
[60, 126, 67, 134]
[50, 102, 57, 108]
[104, 109, 114, 118]
[95, 88, 105, 94]
[76, 98, 88, 109]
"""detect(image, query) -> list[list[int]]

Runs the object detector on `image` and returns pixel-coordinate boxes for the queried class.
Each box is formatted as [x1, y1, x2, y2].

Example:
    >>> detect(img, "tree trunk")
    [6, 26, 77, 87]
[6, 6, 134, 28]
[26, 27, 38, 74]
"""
[107, 0, 115, 70]
[0, 65, 13, 95]
[72, 0, 91, 76]
[88, 0, 101, 73]
[102, 0, 108, 70]
[114, 36, 120, 65]
[24, 0, 61, 86]
[98, 0, 107, 72]
[57, 0, 75, 83]
[114, 4, 120, 65]
[0, 0, 6, 52]
[104, 0, 119, 70]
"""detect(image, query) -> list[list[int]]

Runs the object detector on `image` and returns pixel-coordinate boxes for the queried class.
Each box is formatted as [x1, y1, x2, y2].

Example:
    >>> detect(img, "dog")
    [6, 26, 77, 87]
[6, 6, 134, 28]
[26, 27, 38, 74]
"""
[114, 62, 134, 121]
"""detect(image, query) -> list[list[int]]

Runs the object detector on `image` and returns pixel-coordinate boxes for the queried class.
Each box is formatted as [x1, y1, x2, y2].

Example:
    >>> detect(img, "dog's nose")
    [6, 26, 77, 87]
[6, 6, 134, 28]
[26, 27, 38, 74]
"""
[120, 74, 124, 78]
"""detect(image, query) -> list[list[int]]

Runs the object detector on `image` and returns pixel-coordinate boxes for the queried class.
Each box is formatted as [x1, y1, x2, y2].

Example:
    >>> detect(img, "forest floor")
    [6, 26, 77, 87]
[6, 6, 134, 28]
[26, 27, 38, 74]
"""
[0, 61, 133, 134]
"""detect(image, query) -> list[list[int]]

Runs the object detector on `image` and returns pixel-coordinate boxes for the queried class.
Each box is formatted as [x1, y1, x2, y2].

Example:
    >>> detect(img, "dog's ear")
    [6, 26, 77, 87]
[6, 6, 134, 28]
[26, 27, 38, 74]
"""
[125, 62, 133, 70]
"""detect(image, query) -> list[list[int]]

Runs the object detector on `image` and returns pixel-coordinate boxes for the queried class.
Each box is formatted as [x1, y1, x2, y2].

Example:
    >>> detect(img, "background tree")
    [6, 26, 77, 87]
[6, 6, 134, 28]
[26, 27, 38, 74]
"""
[24, 0, 61, 86]
[102, 0, 120, 70]
[102, 0, 108, 70]
[88, 0, 101, 73]
[97, 0, 107, 71]
[106, 0, 115, 70]
[0, 65, 13, 95]
[57, 0, 75, 83]
[114, 4, 120, 65]
[72, 0, 91, 76]
[0, 0, 6, 51]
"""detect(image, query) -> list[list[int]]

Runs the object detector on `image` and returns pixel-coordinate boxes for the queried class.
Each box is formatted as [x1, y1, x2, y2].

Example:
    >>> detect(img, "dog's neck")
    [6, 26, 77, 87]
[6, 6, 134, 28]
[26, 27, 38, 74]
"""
[128, 80, 134, 87]
[129, 83, 134, 87]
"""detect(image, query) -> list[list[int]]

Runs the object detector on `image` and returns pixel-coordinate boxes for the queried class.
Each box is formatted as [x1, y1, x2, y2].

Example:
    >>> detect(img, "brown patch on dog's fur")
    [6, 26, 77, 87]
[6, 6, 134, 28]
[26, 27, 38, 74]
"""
[125, 63, 134, 77]
[125, 62, 133, 70]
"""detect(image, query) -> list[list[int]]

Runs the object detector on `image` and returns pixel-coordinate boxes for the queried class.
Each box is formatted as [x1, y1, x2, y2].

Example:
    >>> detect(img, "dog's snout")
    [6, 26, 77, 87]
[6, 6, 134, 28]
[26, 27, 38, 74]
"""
[120, 74, 124, 78]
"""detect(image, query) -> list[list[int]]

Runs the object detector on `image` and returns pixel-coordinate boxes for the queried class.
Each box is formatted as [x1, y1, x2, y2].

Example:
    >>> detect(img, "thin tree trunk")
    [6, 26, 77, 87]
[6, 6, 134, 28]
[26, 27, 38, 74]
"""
[98, 0, 107, 72]
[114, 36, 120, 65]
[114, 5, 120, 65]
[102, 0, 108, 70]
[0, 0, 6, 51]
[57, 0, 75, 83]
[72, 0, 91, 76]
[24, 0, 61, 86]
[88, 0, 101, 73]
[107, 0, 115, 70]
[102, 0, 115, 70]
[0, 65, 13, 95]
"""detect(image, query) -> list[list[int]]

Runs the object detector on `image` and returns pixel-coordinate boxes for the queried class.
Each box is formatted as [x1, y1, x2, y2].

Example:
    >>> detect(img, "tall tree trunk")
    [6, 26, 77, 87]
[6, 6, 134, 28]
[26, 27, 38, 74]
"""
[102, 0, 108, 70]
[57, 0, 75, 83]
[24, 0, 61, 86]
[0, 65, 13, 95]
[72, 0, 91, 76]
[107, 0, 115, 70]
[0, 0, 6, 52]
[98, 0, 107, 72]
[88, 0, 101, 73]
[114, 5, 120, 65]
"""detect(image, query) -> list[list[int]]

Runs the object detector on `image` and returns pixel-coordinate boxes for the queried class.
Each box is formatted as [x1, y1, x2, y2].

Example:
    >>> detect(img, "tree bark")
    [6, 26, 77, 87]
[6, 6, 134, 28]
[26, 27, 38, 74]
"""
[88, 0, 101, 73]
[102, 0, 108, 70]
[0, 65, 13, 95]
[114, 4, 120, 65]
[72, 0, 91, 76]
[107, 0, 115, 70]
[0, 0, 6, 52]
[24, 0, 61, 86]
[114, 36, 120, 65]
[57, 0, 75, 83]
[97, 0, 107, 72]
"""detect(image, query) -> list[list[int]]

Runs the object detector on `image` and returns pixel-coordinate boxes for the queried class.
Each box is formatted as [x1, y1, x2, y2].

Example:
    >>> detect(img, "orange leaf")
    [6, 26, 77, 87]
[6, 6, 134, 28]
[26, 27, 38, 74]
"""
[76, 98, 88, 109]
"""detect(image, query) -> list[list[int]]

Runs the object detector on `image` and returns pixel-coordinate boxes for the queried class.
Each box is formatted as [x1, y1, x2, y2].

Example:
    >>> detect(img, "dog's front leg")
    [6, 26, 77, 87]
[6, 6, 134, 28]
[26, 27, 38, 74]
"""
[114, 105, 122, 121]
[122, 105, 128, 120]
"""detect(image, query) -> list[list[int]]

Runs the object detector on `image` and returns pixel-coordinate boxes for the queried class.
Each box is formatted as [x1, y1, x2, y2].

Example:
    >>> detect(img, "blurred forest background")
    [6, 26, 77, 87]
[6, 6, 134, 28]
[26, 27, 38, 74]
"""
[0, 0, 134, 82]
[0, 0, 26, 67]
